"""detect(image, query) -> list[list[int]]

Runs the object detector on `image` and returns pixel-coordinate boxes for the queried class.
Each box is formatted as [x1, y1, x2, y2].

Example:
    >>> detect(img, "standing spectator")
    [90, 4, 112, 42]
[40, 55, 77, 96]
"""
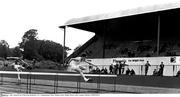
[114, 61, 118, 74]
[145, 61, 151, 76]
[109, 64, 114, 74]
[159, 62, 164, 76]
[121, 61, 128, 74]
[112, 60, 118, 74]
[118, 61, 123, 75]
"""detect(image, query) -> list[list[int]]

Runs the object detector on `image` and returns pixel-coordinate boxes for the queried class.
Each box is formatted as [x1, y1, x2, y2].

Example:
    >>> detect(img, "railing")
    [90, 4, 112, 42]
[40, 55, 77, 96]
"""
[0, 71, 117, 94]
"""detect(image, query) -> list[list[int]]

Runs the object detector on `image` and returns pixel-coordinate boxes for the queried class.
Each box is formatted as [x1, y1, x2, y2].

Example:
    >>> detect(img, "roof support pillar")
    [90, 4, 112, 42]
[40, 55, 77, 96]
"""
[102, 22, 108, 58]
[157, 15, 161, 56]
[61, 26, 67, 66]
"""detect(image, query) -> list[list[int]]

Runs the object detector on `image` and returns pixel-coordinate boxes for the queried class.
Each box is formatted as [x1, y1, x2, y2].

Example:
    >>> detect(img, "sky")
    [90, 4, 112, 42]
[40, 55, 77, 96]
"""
[0, 0, 179, 54]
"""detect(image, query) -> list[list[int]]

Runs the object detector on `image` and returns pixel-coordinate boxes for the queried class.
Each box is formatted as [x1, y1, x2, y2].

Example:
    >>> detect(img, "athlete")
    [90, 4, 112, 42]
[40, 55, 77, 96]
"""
[68, 54, 98, 82]
[11, 59, 25, 85]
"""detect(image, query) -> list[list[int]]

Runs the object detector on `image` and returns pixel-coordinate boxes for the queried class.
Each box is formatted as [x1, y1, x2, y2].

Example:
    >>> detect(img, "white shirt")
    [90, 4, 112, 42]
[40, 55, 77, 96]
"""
[12, 63, 24, 71]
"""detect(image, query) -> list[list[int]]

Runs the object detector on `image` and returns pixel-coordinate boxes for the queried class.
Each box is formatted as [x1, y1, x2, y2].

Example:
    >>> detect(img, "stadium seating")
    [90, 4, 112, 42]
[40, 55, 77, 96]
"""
[66, 35, 180, 60]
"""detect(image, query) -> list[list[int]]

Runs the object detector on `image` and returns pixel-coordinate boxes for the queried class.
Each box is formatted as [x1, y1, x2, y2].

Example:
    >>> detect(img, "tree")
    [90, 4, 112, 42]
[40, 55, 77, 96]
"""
[0, 40, 10, 59]
[19, 29, 70, 64]
[19, 29, 38, 49]
[12, 46, 22, 57]
[19, 29, 41, 60]
[38, 40, 67, 63]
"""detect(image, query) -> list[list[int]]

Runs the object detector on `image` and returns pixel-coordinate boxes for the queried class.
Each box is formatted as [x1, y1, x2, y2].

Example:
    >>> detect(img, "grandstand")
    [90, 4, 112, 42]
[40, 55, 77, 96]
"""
[59, 2, 180, 77]
[60, 2, 180, 60]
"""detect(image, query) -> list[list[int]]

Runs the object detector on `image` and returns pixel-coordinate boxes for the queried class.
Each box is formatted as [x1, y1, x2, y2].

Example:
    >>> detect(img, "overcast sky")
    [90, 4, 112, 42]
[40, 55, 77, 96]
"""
[0, 0, 178, 52]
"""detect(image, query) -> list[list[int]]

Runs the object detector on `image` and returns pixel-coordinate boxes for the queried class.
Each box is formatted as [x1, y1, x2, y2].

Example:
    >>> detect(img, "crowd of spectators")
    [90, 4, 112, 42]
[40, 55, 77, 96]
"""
[89, 60, 136, 75]
[151, 62, 165, 76]
[89, 60, 168, 77]
[109, 60, 135, 75]
[89, 66, 108, 74]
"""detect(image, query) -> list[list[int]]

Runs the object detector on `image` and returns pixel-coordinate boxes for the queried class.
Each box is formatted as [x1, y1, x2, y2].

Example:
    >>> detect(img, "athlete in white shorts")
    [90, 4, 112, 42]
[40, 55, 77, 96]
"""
[11, 60, 25, 84]
[68, 55, 98, 82]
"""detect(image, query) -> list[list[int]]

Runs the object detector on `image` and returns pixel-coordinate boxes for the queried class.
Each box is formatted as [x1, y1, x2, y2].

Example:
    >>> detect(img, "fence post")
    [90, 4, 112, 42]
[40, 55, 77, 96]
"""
[113, 76, 116, 92]
[33, 75, 35, 85]
[56, 74, 58, 93]
[26, 74, 29, 94]
[76, 76, 81, 93]
[29, 73, 32, 94]
[97, 72, 101, 93]
[0, 74, 3, 85]
[79, 76, 81, 93]
[54, 74, 58, 93]
[53, 74, 58, 93]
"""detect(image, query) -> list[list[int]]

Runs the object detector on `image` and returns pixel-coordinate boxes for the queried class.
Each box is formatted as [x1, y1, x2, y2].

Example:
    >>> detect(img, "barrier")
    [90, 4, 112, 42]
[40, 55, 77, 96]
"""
[0, 71, 117, 93]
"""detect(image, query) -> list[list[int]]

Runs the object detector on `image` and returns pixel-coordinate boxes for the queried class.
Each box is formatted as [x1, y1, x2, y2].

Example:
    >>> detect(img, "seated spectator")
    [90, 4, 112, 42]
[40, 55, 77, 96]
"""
[104, 67, 108, 74]
[96, 67, 101, 74]
[89, 68, 96, 74]
[176, 69, 180, 77]
[125, 68, 131, 75]
[100, 67, 105, 74]
[153, 69, 159, 76]
[130, 69, 135, 75]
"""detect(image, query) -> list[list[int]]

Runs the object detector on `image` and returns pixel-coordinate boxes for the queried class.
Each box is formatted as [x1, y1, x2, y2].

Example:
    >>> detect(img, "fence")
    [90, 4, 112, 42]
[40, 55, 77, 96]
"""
[1, 65, 180, 93]
[0, 71, 117, 94]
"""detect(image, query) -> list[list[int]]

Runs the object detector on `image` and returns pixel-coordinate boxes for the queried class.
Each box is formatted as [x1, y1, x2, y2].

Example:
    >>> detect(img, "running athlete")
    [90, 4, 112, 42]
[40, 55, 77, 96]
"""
[68, 54, 98, 82]
[11, 60, 25, 84]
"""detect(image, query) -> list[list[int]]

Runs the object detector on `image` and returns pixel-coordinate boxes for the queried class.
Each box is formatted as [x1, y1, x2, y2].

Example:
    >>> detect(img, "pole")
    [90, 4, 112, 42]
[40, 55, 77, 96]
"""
[63, 26, 66, 66]
[0, 74, 3, 85]
[26, 74, 29, 93]
[102, 33, 105, 58]
[157, 15, 160, 56]
[102, 23, 107, 58]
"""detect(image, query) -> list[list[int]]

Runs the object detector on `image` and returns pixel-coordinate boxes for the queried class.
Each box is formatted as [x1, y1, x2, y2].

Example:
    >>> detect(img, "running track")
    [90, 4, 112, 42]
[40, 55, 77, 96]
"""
[1, 71, 180, 94]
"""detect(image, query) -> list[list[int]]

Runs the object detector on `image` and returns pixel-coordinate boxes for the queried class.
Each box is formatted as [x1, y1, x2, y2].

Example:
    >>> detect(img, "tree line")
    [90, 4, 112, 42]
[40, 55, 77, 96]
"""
[0, 29, 70, 63]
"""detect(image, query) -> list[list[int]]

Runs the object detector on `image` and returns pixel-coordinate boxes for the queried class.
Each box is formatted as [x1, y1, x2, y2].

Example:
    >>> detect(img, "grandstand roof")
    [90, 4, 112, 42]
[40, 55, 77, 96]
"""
[60, 2, 180, 40]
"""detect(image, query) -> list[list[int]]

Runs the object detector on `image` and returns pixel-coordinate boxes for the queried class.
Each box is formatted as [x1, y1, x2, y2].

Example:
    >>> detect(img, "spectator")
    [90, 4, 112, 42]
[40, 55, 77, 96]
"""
[89, 65, 93, 71]
[101, 67, 105, 74]
[144, 61, 151, 76]
[176, 69, 180, 77]
[102, 67, 108, 74]
[96, 67, 101, 74]
[121, 61, 128, 74]
[118, 61, 122, 75]
[112, 59, 116, 74]
[109, 64, 114, 74]
[104, 67, 108, 74]
[159, 62, 164, 76]
[153, 69, 159, 76]
[90, 68, 96, 74]
[125, 68, 131, 75]
[130, 69, 135, 75]
[113, 61, 118, 74]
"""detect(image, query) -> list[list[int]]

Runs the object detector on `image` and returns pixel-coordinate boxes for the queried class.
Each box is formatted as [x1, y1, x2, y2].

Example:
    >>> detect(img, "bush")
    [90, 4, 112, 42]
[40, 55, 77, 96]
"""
[35, 60, 60, 70]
